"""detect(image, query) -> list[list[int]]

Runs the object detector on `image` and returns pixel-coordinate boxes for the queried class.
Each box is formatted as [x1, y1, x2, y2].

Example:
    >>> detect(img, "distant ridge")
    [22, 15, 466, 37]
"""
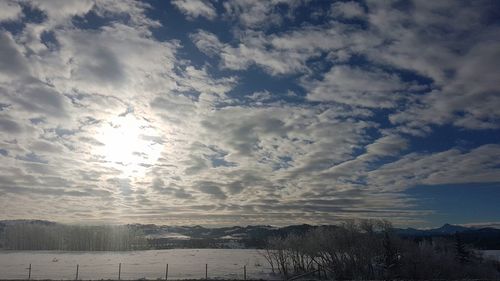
[2, 220, 500, 249]
[394, 223, 500, 236]
[2, 219, 499, 236]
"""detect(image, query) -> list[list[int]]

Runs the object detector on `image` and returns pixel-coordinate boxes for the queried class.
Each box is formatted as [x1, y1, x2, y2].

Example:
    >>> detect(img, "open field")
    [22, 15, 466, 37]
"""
[0, 249, 277, 280]
[1, 248, 499, 280]
[483, 250, 500, 261]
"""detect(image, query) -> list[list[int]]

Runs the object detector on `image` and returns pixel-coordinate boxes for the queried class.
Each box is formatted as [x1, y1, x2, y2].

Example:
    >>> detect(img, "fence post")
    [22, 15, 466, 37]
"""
[28, 264, 31, 280]
[205, 264, 208, 280]
[118, 263, 121, 280]
[244, 265, 246, 280]
[165, 263, 168, 280]
[75, 264, 79, 280]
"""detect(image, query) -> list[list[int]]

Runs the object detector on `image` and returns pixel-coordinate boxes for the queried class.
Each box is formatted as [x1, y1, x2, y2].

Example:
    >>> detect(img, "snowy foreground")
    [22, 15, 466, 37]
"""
[483, 250, 500, 262]
[0, 249, 278, 280]
[1, 249, 499, 280]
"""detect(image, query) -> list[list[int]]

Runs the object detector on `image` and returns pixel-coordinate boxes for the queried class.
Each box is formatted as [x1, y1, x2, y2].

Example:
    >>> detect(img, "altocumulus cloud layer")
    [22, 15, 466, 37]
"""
[0, 0, 499, 226]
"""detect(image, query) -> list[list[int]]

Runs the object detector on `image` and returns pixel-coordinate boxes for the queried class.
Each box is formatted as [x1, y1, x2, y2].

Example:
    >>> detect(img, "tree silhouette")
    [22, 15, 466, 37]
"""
[455, 232, 470, 264]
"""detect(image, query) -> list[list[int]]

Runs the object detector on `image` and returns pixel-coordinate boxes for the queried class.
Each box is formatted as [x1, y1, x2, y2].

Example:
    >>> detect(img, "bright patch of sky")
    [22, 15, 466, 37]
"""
[0, 0, 499, 227]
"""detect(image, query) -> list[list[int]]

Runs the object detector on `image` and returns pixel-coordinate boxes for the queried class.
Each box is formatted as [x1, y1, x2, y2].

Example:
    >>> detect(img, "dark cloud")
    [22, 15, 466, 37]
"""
[0, 184, 110, 197]
[0, 115, 22, 133]
[30, 140, 63, 154]
[10, 83, 68, 118]
[0, 32, 30, 78]
[77, 47, 125, 85]
[196, 182, 227, 200]
[226, 181, 244, 195]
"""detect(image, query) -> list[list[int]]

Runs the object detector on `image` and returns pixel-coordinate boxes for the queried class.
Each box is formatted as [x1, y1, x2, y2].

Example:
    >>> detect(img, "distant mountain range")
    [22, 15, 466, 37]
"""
[394, 223, 500, 250]
[133, 222, 500, 240]
[129, 223, 322, 241]
[2, 220, 500, 249]
[395, 223, 473, 236]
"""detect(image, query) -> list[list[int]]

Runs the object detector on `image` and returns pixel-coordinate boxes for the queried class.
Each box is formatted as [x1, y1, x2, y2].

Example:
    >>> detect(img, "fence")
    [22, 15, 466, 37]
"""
[0, 262, 278, 280]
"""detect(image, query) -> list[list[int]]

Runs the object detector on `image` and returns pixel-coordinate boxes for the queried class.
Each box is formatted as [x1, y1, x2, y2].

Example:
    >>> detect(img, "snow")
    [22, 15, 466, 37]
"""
[482, 250, 500, 262]
[0, 249, 278, 280]
[145, 233, 192, 239]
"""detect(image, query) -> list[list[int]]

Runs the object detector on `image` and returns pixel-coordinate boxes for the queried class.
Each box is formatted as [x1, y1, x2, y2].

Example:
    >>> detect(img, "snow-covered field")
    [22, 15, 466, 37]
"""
[0, 249, 278, 280]
[482, 250, 500, 261]
[2, 249, 497, 280]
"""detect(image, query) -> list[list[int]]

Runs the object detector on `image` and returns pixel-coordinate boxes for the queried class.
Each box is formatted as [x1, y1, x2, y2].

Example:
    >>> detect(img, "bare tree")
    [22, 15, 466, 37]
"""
[261, 219, 500, 280]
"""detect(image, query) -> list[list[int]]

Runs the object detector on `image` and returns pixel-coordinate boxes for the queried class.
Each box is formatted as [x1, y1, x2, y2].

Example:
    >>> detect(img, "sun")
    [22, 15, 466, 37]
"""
[94, 114, 163, 175]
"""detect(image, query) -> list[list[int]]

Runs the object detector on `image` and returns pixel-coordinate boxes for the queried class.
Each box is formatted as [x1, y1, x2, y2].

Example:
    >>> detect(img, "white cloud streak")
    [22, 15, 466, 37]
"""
[172, 0, 217, 20]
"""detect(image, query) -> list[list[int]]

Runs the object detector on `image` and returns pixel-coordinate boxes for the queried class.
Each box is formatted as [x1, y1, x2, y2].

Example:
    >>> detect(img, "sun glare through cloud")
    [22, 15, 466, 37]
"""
[94, 114, 163, 176]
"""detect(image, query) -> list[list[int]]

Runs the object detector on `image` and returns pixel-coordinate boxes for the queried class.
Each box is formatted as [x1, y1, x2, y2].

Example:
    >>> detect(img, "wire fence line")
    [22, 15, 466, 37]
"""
[1, 262, 279, 280]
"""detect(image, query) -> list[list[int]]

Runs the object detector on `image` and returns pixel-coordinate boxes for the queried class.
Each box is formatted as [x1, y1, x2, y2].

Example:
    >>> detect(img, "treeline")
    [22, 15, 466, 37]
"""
[415, 231, 500, 250]
[261, 220, 500, 280]
[1, 223, 147, 251]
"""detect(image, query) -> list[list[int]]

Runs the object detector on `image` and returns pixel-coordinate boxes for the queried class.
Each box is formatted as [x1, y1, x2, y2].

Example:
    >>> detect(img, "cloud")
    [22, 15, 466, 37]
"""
[0, 0, 499, 226]
[11, 82, 69, 118]
[222, 0, 302, 28]
[196, 182, 227, 200]
[191, 30, 308, 75]
[50, 23, 180, 98]
[151, 178, 194, 199]
[0, 31, 30, 80]
[317, 133, 407, 183]
[177, 66, 237, 97]
[30, 0, 94, 24]
[363, 1, 500, 131]
[247, 91, 272, 103]
[172, 0, 217, 20]
[304, 65, 415, 108]
[0, 1, 23, 22]
[191, 23, 378, 75]
[330, 1, 365, 19]
[29, 140, 64, 154]
[0, 184, 111, 198]
[368, 144, 500, 191]
[365, 135, 408, 156]
[191, 0, 500, 131]
[0, 115, 23, 134]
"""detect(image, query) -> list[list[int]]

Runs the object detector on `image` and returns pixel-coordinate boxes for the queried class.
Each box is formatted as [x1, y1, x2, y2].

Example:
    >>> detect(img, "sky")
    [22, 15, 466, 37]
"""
[0, 0, 499, 228]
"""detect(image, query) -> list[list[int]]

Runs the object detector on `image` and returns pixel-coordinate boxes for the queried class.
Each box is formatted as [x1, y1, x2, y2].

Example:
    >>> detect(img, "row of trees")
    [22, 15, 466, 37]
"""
[261, 220, 500, 280]
[1, 223, 147, 251]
